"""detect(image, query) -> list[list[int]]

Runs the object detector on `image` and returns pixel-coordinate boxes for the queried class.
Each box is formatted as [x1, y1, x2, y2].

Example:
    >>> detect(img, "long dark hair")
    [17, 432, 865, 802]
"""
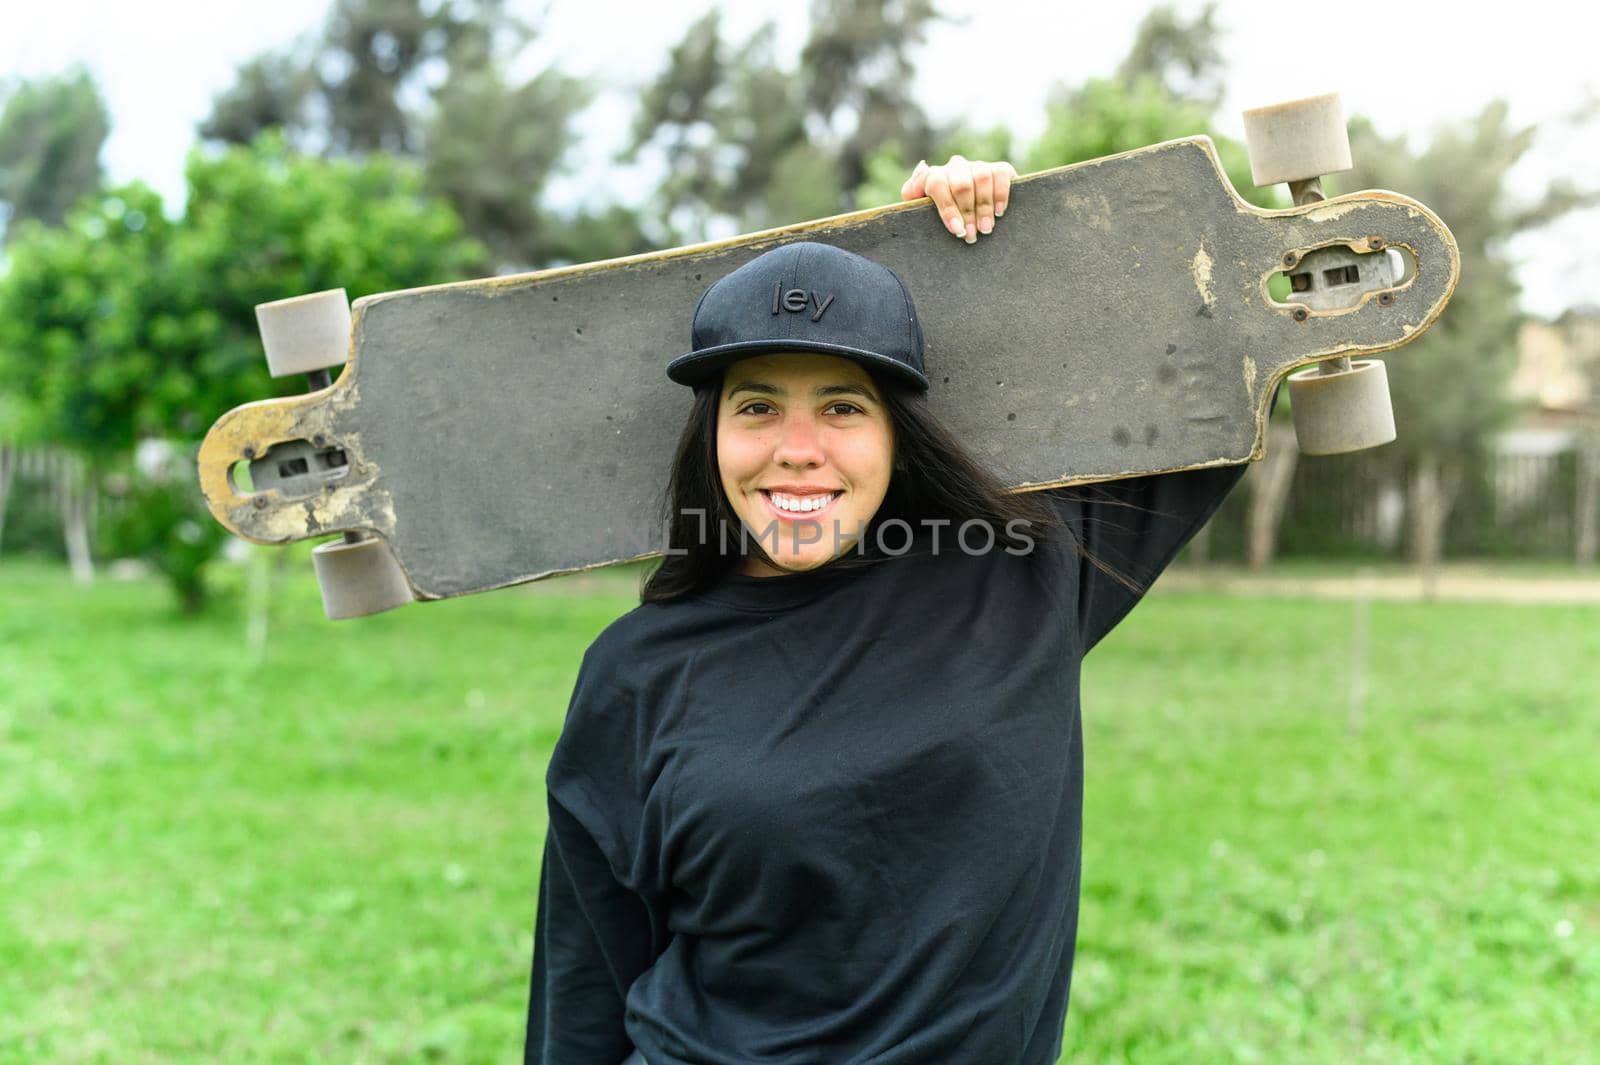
[638, 368, 1138, 603]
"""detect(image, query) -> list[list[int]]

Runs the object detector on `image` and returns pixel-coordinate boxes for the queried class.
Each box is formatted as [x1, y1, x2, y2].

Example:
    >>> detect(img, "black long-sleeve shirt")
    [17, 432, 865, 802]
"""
[525, 462, 1248, 1064]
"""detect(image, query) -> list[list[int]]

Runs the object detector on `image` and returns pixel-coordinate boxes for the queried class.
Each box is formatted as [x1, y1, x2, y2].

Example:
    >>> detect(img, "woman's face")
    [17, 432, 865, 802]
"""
[716, 353, 895, 577]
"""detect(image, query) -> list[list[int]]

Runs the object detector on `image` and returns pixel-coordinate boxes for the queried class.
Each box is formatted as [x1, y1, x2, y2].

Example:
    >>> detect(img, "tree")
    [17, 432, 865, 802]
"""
[799, 0, 943, 199]
[1023, 74, 1258, 200]
[627, 1, 945, 241]
[1115, 2, 1225, 109]
[625, 12, 785, 238]
[203, 0, 522, 155]
[198, 52, 317, 152]
[0, 182, 171, 582]
[199, 0, 609, 271]
[315, 0, 444, 154]
[0, 66, 110, 245]
[420, 34, 606, 269]
[1021, 0, 1260, 206]
[0, 67, 113, 568]
[0, 134, 484, 609]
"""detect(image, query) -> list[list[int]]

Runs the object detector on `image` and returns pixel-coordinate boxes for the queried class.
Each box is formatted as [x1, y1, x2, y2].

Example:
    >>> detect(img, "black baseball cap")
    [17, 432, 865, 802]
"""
[667, 241, 929, 392]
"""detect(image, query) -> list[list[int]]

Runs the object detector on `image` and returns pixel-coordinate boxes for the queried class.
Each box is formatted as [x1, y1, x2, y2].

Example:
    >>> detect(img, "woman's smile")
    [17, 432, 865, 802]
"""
[757, 488, 845, 521]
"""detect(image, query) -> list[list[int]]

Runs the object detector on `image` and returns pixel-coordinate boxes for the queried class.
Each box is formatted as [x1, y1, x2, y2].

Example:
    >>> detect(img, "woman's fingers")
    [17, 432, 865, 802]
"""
[900, 159, 929, 202]
[973, 164, 996, 235]
[922, 167, 966, 238]
[944, 155, 978, 243]
[905, 157, 1020, 241]
[994, 162, 1017, 219]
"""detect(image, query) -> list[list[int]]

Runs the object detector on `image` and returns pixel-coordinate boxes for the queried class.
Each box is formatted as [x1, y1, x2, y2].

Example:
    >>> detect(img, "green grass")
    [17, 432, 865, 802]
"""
[2, 557, 1597, 1064]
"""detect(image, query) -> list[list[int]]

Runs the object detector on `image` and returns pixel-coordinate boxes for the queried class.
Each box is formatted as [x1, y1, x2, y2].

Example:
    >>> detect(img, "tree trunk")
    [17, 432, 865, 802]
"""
[61, 457, 95, 585]
[0, 444, 16, 556]
[1246, 420, 1300, 570]
[1408, 451, 1462, 601]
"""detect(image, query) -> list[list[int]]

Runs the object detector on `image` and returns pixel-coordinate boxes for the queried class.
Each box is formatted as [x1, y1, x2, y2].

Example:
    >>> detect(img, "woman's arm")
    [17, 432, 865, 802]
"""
[1052, 375, 1282, 651]
[1050, 463, 1249, 653]
[525, 652, 666, 1064]
[904, 153, 1268, 651]
[525, 786, 662, 1064]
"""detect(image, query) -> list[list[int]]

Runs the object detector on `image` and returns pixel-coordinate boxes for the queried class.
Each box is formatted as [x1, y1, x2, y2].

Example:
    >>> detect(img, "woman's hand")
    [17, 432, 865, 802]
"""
[901, 156, 1018, 244]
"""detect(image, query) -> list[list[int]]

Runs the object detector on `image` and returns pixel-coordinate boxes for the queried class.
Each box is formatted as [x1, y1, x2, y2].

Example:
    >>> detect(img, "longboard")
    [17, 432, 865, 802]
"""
[197, 135, 1459, 600]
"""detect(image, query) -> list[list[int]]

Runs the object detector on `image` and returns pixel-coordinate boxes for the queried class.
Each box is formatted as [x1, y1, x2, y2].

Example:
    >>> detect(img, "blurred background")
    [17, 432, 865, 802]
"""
[2, 2, 1597, 1063]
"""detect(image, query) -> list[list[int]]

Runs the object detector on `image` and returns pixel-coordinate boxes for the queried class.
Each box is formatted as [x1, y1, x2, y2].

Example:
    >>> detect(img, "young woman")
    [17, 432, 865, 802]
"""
[525, 157, 1252, 1065]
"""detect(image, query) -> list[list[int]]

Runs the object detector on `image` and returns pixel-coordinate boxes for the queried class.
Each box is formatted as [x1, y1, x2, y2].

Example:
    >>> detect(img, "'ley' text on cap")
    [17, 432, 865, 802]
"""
[771, 283, 836, 323]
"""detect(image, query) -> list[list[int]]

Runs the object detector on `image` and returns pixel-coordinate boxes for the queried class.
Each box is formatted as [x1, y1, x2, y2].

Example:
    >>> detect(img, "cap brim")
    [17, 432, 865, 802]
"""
[666, 339, 929, 392]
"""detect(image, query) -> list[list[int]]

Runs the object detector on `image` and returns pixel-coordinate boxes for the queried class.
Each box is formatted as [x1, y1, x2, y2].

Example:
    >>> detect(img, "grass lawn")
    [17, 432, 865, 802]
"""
[2, 556, 1597, 1064]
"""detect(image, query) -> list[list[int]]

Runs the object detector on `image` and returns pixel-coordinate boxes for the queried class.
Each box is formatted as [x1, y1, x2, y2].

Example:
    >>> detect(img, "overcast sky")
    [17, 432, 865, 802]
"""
[6, 0, 1597, 315]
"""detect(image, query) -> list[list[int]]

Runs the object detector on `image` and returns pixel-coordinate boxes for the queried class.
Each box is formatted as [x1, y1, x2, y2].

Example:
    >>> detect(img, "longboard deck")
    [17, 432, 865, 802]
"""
[198, 136, 1458, 598]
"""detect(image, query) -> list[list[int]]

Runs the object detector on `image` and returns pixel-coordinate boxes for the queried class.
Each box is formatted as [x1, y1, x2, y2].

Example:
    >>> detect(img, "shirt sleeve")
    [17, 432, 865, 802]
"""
[524, 785, 661, 1065]
[524, 641, 668, 1065]
[1036, 460, 1247, 655]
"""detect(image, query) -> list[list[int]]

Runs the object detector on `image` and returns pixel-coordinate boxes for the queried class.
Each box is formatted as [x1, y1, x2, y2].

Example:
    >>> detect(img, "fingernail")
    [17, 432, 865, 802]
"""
[947, 214, 964, 236]
[964, 224, 976, 244]
[916, 159, 927, 170]
[978, 217, 993, 234]
[996, 203, 1006, 217]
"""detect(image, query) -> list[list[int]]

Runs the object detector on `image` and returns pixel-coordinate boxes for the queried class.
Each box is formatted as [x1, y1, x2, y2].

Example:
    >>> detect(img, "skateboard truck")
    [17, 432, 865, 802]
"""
[1244, 93, 1398, 455]
[253, 290, 415, 620]
[239, 437, 350, 498]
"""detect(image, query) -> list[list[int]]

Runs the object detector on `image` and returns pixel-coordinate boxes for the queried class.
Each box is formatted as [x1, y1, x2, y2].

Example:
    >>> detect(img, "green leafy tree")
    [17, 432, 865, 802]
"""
[316, 0, 447, 154]
[0, 134, 484, 609]
[1026, 2, 1238, 181]
[0, 183, 182, 582]
[174, 133, 486, 421]
[0, 66, 110, 244]
[1025, 76, 1266, 207]
[0, 183, 177, 451]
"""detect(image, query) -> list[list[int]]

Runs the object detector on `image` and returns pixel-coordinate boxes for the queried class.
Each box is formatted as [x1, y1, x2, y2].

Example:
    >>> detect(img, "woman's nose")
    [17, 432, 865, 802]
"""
[772, 414, 825, 467]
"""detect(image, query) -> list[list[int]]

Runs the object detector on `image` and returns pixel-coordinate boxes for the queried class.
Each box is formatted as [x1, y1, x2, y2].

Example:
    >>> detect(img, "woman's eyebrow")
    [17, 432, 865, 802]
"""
[726, 381, 880, 401]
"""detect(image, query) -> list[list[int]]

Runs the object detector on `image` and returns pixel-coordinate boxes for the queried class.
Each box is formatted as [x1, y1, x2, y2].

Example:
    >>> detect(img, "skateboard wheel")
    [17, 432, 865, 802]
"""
[1287, 359, 1396, 455]
[1242, 94, 1353, 188]
[311, 536, 414, 620]
[256, 289, 352, 378]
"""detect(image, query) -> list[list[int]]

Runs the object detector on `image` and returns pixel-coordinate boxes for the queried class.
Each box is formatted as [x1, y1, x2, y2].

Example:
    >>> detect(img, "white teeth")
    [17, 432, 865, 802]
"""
[769, 491, 836, 513]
